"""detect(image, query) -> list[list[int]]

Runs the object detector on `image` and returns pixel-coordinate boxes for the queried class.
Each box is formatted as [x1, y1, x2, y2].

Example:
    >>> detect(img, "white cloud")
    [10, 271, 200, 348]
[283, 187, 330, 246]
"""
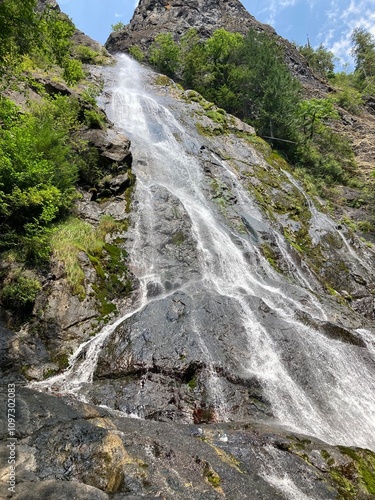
[316, 0, 375, 70]
[258, 0, 299, 27]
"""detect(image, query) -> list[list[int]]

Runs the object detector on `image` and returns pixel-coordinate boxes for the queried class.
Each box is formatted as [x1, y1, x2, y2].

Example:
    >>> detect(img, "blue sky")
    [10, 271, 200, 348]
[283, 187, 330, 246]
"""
[59, 0, 375, 71]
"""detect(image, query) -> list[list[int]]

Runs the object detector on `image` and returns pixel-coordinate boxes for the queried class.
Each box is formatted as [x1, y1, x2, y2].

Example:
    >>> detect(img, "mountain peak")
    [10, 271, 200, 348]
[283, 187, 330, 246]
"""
[106, 0, 276, 50]
[105, 0, 319, 85]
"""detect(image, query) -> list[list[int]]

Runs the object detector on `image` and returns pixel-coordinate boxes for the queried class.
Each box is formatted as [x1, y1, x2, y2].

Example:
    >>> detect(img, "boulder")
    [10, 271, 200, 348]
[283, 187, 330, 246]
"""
[80, 128, 132, 166]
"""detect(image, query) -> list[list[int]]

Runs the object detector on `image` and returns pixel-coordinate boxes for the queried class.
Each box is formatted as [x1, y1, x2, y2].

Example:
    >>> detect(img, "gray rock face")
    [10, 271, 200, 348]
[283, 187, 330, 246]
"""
[80, 60, 375, 451]
[2, 24, 375, 498]
[105, 0, 320, 84]
[12, 481, 109, 500]
[80, 128, 132, 167]
[36, 0, 60, 12]
[2, 386, 370, 499]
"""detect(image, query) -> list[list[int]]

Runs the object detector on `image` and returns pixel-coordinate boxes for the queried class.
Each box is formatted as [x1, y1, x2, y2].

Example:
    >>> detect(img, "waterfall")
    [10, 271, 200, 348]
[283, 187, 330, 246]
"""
[32, 54, 375, 452]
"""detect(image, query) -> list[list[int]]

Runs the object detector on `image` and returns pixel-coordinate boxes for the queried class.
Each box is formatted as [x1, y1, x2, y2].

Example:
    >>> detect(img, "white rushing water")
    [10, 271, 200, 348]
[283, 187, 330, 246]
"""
[32, 55, 375, 452]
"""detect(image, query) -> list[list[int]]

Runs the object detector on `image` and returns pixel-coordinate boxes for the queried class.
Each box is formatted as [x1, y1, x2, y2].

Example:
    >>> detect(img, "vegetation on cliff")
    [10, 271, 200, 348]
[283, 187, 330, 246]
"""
[137, 26, 375, 239]
[0, 0, 130, 319]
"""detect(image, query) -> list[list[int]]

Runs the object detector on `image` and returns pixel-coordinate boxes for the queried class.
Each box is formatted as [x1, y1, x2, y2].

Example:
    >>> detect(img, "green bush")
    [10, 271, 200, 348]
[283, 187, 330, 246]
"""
[149, 33, 180, 77]
[1, 270, 42, 310]
[74, 45, 100, 63]
[84, 108, 106, 129]
[0, 95, 86, 259]
[81, 85, 101, 106]
[62, 58, 85, 85]
[111, 22, 125, 32]
[129, 45, 145, 62]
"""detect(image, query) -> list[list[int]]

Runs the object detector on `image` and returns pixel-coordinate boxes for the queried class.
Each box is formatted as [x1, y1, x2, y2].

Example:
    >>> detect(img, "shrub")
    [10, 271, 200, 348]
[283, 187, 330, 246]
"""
[1, 270, 42, 311]
[75, 45, 100, 64]
[84, 108, 106, 129]
[111, 22, 125, 32]
[149, 33, 180, 77]
[62, 58, 85, 85]
[129, 45, 145, 62]
[0, 95, 86, 259]
[81, 85, 101, 106]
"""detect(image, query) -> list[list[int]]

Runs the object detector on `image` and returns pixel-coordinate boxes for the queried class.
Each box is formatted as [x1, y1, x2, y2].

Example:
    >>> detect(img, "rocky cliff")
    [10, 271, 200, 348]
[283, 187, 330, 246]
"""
[2, 55, 375, 500]
[1, 2, 375, 499]
[105, 0, 320, 85]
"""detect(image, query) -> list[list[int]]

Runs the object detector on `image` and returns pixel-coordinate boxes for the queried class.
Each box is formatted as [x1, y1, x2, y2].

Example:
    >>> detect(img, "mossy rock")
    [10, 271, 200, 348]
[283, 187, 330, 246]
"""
[317, 446, 375, 498]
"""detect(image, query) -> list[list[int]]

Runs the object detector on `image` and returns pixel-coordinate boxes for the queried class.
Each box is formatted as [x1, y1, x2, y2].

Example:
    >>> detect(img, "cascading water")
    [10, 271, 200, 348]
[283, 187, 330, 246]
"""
[32, 54, 375, 453]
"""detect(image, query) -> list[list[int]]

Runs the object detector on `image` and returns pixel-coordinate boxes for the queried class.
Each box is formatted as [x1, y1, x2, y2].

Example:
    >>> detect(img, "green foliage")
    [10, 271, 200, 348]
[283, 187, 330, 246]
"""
[38, 8, 75, 66]
[329, 73, 363, 114]
[51, 217, 104, 299]
[81, 85, 101, 106]
[180, 29, 204, 88]
[149, 33, 180, 77]
[351, 28, 375, 82]
[147, 27, 361, 190]
[235, 30, 301, 143]
[0, 0, 38, 69]
[1, 269, 42, 311]
[84, 108, 106, 129]
[297, 98, 339, 140]
[0, 95, 88, 260]
[205, 28, 243, 64]
[295, 98, 355, 184]
[298, 43, 335, 79]
[74, 45, 100, 64]
[62, 58, 85, 85]
[128, 45, 145, 62]
[52, 216, 131, 310]
[111, 22, 125, 32]
[179, 28, 301, 146]
[0, 1, 87, 85]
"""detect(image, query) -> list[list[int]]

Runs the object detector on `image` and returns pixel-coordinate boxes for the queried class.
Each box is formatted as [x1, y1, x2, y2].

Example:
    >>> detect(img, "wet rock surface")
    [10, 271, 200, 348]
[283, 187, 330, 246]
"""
[2, 26, 375, 499]
[3, 387, 375, 499]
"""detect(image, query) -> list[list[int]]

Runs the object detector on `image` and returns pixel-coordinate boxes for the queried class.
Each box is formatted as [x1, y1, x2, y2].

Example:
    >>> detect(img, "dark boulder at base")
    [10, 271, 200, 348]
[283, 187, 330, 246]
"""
[3, 387, 374, 499]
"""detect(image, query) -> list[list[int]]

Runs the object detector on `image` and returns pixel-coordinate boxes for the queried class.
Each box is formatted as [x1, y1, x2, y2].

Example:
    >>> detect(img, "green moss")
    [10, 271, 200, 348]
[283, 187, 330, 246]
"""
[319, 447, 375, 497]
[202, 101, 215, 111]
[341, 216, 357, 232]
[54, 353, 69, 370]
[93, 282, 118, 318]
[321, 450, 335, 467]
[206, 109, 227, 125]
[360, 464, 375, 494]
[267, 150, 291, 170]
[52, 216, 132, 317]
[235, 131, 272, 156]
[211, 178, 234, 210]
[203, 463, 221, 488]
[196, 122, 225, 136]
[155, 74, 171, 86]
[172, 231, 185, 246]
[339, 447, 375, 495]
[330, 469, 357, 497]
[187, 377, 197, 389]
[261, 243, 281, 272]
